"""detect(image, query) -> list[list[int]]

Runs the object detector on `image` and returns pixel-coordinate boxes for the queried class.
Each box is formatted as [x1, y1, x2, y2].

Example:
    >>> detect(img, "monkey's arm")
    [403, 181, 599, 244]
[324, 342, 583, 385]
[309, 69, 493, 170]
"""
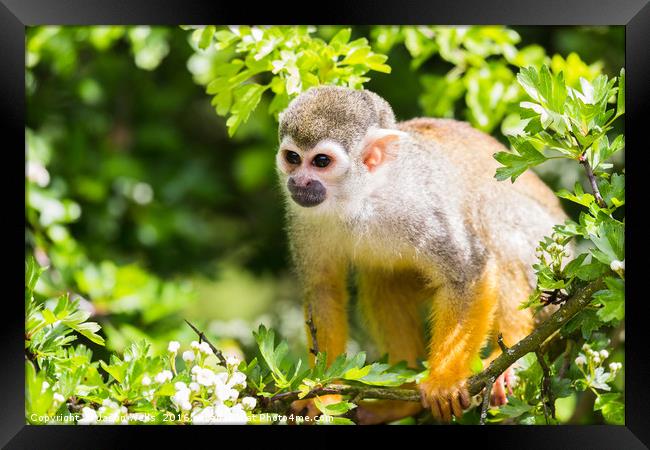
[419, 259, 500, 422]
[302, 265, 349, 366]
[289, 229, 350, 365]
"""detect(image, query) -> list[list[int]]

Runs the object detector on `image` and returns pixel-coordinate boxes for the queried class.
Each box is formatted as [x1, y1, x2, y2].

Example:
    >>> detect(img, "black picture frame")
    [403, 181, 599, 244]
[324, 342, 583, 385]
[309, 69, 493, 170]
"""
[3, 0, 648, 447]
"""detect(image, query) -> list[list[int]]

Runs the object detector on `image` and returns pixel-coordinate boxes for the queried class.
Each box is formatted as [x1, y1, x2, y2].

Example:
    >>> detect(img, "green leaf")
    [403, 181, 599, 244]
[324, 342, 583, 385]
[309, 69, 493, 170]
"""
[494, 136, 547, 182]
[26, 256, 45, 293]
[594, 393, 624, 425]
[313, 397, 357, 416]
[598, 173, 625, 209]
[616, 68, 625, 117]
[562, 308, 602, 339]
[497, 397, 534, 418]
[556, 182, 595, 207]
[589, 219, 624, 265]
[329, 28, 351, 47]
[42, 308, 57, 324]
[594, 277, 624, 323]
[99, 360, 125, 384]
[198, 26, 216, 50]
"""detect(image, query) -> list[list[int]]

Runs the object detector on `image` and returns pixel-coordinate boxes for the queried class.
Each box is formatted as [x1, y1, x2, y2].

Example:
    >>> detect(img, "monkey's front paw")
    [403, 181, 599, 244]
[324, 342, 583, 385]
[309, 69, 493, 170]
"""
[419, 376, 471, 422]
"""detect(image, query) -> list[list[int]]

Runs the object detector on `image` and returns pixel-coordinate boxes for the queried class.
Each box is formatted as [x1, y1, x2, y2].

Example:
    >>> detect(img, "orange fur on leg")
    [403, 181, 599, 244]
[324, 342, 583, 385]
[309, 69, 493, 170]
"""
[352, 268, 431, 424]
[419, 260, 500, 422]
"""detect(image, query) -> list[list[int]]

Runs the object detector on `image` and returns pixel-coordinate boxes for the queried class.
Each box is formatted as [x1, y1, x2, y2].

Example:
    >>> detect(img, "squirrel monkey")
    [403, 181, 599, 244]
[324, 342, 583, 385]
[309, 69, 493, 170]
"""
[276, 86, 566, 423]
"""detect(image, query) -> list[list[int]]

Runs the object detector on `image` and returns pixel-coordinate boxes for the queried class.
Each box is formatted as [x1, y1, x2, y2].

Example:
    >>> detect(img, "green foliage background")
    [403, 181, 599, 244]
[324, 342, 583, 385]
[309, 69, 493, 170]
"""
[25, 25, 624, 425]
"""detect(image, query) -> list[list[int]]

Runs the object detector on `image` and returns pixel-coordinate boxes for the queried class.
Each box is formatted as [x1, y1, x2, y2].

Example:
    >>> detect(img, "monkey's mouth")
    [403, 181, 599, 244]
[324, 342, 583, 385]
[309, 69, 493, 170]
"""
[290, 190, 326, 207]
[287, 181, 327, 208]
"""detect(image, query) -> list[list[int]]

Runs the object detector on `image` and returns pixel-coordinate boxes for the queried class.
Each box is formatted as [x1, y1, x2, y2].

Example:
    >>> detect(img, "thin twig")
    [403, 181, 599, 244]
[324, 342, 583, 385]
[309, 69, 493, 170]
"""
[184, 319, 228, 367]
[536, 350, 554, 423]
[480, 377, 494, 425]
[306, 302, 319, 357]
[579, 155, 606, 208]
[497, 333, 508, 353]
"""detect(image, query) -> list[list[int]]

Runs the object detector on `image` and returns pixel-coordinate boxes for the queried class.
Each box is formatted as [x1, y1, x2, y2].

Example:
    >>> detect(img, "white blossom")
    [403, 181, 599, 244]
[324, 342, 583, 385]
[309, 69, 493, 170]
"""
[141, 375, 152, 386]
[198, 342, 213, 355]
[575, 355, 587, 366]
[172, 387, 191, 410]
[78, 407, 99, 425]
[53, 393, 65, 403]
[599, 350, 609, 359]
[190, 340, 201, 350]
[155, 370, 173, 384]
[225, 355, 240, 367]
[214, 372, 228, 386]
[26, 161, 50, 187]
[182, 350, 195, 362]
[609, 362, 622, 372]
[610, 259, 624, 272]
[168, 341, 181, 353]
[41, 381, 50, 393]
[241, 396, 257, 411]
[189, 382, 200, 392]
[196, 367, 216, 386]
[214, 383, 232, 402]
[228, 371, 247, 389]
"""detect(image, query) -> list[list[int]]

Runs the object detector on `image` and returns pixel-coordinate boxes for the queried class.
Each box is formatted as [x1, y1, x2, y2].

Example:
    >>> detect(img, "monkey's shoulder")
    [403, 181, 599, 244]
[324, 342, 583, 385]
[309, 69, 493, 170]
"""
[397, 117, 566, 220]
[397, 118, 503, 155]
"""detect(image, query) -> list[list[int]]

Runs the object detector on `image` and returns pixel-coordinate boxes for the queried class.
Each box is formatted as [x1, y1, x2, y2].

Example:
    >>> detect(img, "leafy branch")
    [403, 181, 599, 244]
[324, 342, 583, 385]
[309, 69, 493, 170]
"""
[183, 26, 390, 136]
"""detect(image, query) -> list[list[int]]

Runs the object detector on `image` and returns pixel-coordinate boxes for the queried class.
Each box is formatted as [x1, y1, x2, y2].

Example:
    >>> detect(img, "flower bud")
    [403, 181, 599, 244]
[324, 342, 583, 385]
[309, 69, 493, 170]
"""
[168, 341, 180, 353]
[182, 350, 195, 362]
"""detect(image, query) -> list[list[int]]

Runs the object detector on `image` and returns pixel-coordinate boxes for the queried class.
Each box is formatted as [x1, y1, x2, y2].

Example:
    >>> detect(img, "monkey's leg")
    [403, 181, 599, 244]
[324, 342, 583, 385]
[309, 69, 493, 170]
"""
[419, 260, 500, 422]
[353, 268, 429, 424]
[487, 284, 534, 406]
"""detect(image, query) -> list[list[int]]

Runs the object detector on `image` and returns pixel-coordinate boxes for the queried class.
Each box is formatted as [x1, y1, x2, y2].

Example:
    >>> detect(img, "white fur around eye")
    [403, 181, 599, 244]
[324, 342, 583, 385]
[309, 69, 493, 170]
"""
[311, 140, 350, 178]
[276, 138, 303, 174]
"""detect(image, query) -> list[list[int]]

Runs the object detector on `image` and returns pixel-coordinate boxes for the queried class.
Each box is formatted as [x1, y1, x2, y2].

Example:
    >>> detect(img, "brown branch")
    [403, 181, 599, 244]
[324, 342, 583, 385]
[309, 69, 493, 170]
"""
[579, 155, 606, 208]
[263, 278, 605, 409]
[465, 277, 604, 396]
[184, 319, 228, 367]
[267, 384, 422, 405]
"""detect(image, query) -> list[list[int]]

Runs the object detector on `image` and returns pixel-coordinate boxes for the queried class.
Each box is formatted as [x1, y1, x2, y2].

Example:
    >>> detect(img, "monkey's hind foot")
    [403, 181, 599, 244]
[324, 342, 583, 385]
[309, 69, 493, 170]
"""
[418, 376, 472, 423]
[490, 366, 516, 406]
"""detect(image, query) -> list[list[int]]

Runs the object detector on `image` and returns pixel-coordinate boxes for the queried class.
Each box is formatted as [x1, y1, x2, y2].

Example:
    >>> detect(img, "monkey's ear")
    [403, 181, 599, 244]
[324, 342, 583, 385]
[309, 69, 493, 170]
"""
[361, 128, 405, 172]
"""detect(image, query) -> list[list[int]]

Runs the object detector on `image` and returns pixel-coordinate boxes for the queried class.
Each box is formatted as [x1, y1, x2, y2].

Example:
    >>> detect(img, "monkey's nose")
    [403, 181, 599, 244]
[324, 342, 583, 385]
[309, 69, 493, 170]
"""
[288, 177, 312, 189]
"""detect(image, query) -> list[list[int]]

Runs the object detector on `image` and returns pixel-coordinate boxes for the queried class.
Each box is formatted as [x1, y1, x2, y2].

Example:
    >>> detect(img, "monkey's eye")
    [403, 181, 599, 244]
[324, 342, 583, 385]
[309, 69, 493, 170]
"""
[284, 151, 302, 165]
[312, 154, 331, 168]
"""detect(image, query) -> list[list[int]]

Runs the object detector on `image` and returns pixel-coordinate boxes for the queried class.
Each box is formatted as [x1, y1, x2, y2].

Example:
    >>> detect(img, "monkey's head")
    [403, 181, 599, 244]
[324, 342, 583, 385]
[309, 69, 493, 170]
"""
[276, 86, 404, 210]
